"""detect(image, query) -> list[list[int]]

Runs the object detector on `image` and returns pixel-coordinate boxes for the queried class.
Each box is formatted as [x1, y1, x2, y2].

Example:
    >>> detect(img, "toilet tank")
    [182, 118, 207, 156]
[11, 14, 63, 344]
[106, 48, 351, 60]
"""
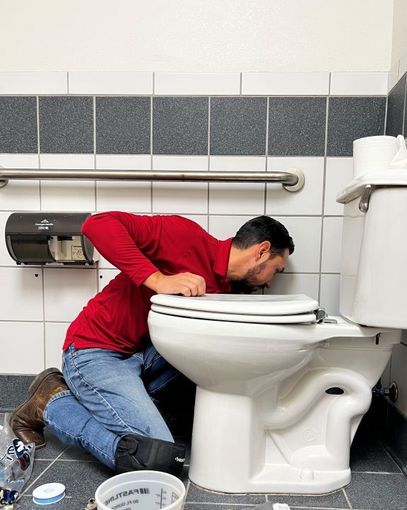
[337, 170, 407, 329]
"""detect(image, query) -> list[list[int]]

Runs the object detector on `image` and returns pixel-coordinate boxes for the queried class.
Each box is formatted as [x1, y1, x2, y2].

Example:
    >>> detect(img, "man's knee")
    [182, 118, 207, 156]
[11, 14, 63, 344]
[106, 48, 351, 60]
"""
[115, 434, 185, 476]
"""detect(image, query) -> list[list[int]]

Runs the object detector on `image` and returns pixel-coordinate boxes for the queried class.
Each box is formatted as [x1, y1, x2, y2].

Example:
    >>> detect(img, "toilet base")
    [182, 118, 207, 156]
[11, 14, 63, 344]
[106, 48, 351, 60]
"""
[189, 464, 351, 494]
[188, 381, 370, 494]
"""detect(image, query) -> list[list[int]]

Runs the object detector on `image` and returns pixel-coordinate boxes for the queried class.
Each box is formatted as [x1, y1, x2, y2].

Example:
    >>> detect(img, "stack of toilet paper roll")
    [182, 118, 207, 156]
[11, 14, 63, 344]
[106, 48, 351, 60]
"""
[353, 134, 407, 178]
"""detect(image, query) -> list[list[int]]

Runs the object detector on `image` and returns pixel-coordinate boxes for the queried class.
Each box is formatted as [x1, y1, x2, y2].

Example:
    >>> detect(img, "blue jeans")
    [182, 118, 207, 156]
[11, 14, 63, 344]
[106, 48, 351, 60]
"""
[43, 343, 180, 470]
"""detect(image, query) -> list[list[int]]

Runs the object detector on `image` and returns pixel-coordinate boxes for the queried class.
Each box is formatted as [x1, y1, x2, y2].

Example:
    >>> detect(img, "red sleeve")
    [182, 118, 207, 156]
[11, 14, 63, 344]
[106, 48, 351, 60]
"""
[82, 212, 160, 286]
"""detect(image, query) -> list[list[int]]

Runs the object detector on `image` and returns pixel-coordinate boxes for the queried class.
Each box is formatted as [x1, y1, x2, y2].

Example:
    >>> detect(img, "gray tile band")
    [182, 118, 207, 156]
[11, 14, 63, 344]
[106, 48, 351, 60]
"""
[0, 96, 37, 153]
[153, 96, 209, 155]
[96, 97, 150, 154]
[327, 97, 386, 157]
[39, 96, 94, 153]
[268, 97, 327, 156]
[210, 97, 267, 155]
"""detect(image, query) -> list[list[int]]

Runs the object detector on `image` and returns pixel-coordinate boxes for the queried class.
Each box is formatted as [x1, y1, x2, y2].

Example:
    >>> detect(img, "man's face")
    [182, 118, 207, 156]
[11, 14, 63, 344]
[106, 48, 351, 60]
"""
[231, 248, 289, 293]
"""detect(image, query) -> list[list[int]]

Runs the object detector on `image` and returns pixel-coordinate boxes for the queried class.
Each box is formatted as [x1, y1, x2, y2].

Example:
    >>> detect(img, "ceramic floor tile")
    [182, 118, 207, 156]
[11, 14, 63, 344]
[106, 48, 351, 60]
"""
[350, 435, 401, 473]
[34, 429, 68, 461]
[265, 488, 349, 508]
[22, 459, 112, 502]
[344, 472, 407, 510]
[187, 483, 266, 504]
[17, 495, 88, 510]
[0, 375, 34, 411]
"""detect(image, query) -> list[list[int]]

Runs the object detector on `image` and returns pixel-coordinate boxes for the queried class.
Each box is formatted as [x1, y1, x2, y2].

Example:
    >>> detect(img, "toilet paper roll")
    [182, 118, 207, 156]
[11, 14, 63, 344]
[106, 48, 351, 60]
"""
[353, 135, 398, 178]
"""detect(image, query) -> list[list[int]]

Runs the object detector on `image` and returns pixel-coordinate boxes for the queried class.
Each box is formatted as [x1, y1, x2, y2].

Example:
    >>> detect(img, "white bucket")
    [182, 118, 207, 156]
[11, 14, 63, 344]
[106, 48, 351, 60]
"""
[95, 471, 186, 510]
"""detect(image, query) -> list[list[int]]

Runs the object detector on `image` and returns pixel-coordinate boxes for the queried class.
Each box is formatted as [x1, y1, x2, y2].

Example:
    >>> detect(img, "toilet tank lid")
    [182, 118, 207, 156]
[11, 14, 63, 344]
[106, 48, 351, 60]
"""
[337, 168, 407, 204]
[150, 294, 319, 316]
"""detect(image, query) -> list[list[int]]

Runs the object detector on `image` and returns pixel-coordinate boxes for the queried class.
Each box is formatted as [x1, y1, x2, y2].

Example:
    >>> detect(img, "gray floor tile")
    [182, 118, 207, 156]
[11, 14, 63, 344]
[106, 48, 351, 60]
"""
[0, 375, 34, 411]
[34, 429, 68, 461]
[22, 459, 112, 502]
[350, 436, 401, 473]
[265, 488, 349, 508]
[187, 483, 266, 504]
[344, 472, 407, 509]
[184, 505, 259, 510]
[17, 495, 89, 510]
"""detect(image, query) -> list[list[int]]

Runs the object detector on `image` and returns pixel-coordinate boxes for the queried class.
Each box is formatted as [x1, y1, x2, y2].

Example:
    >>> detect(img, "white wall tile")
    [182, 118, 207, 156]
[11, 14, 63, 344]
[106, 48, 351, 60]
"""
[69, 71, 153, 94]
[275, 216, 322, 273]
[266, 158, 324, 215]
[209, 183, 265, 215]
[390, 343, 407, 416]
[152, 156, 208, 171]
[388, 62, 400, 92]
[0, 322, 44, 374]
[209, 156, 266, 171]
[0, 268, 43, 321]
[330, 72, 388, 95]
[242, 72, 330, 95]
[0, 180, 40, 211]
[0, 154, 39, 169]
[44, 268, 97, 322]
[321, 217, 343, 273]
[320, 274, 340, 316]
[0, 212, 16, 266]
[39, 154, 95, 169]
[399, 51, 407, 79]
[41, 181, 96, 211]
[152, 183, 208, 214]
[0, 155, 40, 210]
[40, 155, 96, 211]
[324, 158, 353, 215]
[96, 155, 151, 170]
[0, 72, 67, 94]
[181, 214, 208, 231]
[98, 269, 120, 291]
[44, 322, 68, 369]
[265, 273, 319, 301]
[208, 215, 253, 239]
[96, 182, 151, 212]
[155, 72, 240, 95]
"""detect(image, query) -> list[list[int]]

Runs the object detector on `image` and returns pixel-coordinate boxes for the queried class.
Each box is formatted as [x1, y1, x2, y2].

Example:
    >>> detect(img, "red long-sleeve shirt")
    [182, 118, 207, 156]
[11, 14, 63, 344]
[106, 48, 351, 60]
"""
[63, 212, 232, 354]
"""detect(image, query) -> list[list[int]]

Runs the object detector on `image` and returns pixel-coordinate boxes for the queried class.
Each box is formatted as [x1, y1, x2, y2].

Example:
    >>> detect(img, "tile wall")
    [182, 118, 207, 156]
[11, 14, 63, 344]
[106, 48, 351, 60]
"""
[0, 70, 402, 375]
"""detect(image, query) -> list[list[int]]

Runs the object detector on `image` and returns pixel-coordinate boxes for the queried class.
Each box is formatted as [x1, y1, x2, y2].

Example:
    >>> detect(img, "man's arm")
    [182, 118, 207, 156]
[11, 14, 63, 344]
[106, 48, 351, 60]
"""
[82, 212, 205, 296]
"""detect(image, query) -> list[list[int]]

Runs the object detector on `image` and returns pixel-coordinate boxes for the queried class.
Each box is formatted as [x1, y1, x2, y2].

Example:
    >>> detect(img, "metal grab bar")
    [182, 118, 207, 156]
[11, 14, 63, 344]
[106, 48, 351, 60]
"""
[0, 167, 305, 192]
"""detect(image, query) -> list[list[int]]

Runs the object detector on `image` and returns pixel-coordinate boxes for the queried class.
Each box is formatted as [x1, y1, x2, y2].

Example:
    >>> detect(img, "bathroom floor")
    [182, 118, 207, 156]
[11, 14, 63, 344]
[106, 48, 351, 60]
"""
[1, 377, 407, 510]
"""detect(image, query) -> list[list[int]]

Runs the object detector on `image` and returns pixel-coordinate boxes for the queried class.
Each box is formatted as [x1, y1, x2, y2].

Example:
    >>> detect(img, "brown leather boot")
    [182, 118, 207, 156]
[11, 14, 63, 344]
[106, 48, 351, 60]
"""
[9, 367, 68, 449]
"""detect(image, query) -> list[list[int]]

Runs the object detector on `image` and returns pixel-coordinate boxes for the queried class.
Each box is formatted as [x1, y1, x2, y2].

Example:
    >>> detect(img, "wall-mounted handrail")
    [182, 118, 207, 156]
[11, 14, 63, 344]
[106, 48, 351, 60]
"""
[0, 167, 305, 192]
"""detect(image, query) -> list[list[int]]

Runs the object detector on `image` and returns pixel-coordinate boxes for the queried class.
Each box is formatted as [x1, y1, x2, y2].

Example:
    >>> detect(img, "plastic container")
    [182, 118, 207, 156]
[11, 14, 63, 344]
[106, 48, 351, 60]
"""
[95, 471, 186, 510]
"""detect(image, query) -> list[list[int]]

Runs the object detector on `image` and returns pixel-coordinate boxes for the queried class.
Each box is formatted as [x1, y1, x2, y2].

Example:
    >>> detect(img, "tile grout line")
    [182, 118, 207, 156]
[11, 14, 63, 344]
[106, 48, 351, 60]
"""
[264, 96, 270, 215]
[22, 446, 70, 495]
[317, 82, 331, 304]
[342, 487, 353, 510]
[150, 75, 154, 212]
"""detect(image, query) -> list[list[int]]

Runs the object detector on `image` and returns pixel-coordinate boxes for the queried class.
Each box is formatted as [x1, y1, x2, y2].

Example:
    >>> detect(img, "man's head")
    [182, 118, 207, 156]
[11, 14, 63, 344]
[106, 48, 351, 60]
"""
[227, 216, 294, 293]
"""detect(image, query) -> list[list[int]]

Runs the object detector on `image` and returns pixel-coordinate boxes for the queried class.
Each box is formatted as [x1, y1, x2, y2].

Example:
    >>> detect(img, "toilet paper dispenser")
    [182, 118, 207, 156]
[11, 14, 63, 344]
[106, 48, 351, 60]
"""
[5, 212, 97, 265]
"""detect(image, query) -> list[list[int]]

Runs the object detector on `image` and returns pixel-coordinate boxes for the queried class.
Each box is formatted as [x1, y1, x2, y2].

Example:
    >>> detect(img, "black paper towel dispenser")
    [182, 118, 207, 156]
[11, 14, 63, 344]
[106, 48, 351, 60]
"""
[5, 212, 97, 265]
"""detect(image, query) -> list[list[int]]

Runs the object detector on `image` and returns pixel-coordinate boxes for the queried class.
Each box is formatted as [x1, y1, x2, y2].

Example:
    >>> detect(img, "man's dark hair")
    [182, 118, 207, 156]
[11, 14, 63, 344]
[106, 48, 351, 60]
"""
[232, 216, 294, 256]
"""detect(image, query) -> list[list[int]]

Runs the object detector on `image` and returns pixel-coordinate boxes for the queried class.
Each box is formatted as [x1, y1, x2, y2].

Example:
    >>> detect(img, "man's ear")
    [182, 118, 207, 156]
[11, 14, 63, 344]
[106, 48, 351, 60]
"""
[257, 241, 271, 261]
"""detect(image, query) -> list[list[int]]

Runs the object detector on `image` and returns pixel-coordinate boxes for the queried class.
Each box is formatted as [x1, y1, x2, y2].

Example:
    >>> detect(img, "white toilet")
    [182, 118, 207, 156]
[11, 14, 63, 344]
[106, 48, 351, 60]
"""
[148, 170, 407, 494]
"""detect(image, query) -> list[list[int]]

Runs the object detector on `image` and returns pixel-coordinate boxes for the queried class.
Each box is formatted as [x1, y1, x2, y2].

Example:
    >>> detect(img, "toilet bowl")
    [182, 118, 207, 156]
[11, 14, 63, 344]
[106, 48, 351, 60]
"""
[148, 165, 407, 494]
[148, 294, 400, 494]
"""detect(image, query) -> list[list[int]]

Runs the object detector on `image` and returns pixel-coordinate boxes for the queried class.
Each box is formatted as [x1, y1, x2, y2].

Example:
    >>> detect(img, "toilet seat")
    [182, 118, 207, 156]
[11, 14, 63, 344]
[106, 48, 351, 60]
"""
[150, 294, 320, 324]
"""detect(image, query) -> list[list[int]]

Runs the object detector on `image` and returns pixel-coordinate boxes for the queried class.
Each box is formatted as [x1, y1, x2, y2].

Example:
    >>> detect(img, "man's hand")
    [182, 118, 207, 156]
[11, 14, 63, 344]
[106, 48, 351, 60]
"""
[143, 271, 206, 296]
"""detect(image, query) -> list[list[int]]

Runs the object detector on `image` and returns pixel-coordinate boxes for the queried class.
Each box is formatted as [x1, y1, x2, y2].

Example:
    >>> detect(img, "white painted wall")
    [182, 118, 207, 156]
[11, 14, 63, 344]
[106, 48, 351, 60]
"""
[0, 0, 394, 72]
[391, 0, 407, 66]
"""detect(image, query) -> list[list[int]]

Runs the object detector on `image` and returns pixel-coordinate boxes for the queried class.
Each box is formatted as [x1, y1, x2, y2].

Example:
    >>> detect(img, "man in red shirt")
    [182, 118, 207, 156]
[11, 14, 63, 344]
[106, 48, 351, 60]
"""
[10, 212, 294, 476]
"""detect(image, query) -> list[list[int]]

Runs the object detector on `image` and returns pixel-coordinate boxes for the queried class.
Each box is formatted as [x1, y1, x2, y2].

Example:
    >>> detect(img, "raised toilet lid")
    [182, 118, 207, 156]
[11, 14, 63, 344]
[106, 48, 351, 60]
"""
[150, 294, 320, 324]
